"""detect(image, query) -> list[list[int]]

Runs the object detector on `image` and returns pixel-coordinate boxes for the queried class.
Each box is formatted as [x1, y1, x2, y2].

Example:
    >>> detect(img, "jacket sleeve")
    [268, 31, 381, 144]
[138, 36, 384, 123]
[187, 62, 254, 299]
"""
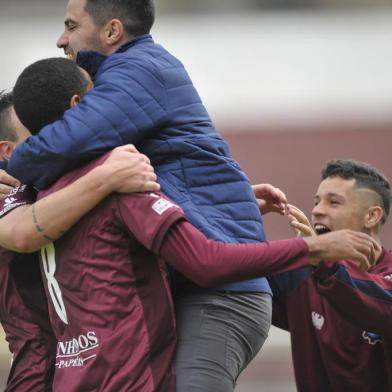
[7, 57, 168, 189]
[314, 261, 392, 337]
[268, 276, 290, 331]
[159, 220, 312, 288]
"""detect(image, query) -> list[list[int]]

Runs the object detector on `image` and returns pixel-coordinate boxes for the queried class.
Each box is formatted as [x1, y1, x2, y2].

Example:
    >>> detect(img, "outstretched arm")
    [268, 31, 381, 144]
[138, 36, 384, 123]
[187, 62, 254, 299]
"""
[159, 220, 380, 287]
[0, 145, 159, 253]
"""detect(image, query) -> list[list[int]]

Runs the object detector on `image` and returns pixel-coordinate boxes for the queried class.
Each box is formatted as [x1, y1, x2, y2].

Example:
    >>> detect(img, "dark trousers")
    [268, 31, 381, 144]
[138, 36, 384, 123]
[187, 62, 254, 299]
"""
[174, 291, 272, 391]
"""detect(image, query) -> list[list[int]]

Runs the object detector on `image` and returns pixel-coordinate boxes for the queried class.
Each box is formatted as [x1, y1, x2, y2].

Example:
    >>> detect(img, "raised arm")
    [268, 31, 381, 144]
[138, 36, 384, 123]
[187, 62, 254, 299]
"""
[8, 57, 168, 188]
[314, 259, 392, 337]
[0, 145, 159, 253]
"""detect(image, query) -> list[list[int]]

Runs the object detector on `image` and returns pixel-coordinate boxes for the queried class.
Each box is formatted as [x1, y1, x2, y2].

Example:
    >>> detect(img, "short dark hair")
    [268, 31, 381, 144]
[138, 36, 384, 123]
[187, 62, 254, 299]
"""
[322, 159, 391, 225]
[0, 91, 18, 142]
[85, 0, 155, 37]
[13, 58, 89, 135]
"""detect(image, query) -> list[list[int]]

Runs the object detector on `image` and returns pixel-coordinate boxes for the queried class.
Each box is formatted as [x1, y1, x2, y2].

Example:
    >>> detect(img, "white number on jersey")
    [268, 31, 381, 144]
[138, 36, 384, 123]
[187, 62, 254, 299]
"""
[41, 243, 68, 324]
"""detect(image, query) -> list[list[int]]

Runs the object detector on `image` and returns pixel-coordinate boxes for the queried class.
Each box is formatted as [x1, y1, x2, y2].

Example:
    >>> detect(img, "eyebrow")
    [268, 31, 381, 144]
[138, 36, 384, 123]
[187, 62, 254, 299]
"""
[314, 193, 345, 200]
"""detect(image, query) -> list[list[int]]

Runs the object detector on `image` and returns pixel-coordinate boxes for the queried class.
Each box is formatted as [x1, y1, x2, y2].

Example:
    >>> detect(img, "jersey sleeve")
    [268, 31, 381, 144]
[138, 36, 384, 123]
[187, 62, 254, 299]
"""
[8, 56, 168, 189]
[0, 185, 36, 218]
[159, 219, 313, 288]
[313, 259, 392, 337]
[115, 192, 185, 253]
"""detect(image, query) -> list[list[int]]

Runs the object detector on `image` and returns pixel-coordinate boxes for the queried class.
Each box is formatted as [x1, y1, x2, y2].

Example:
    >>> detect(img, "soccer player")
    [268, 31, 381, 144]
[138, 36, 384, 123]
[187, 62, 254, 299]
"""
[270, 159, 392, 391]
[0, 90, 160, 390]
[8, 57, 380, 391]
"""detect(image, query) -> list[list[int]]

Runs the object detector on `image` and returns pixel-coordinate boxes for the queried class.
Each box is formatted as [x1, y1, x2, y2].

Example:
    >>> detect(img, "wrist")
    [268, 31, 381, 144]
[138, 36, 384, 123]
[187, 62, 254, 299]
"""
[303, 237, 322, 266]
[83, 165, 115, 195]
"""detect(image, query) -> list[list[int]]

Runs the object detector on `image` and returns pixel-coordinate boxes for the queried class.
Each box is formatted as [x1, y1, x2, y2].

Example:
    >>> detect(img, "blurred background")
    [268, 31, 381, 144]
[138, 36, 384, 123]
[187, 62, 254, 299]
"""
[1, 0, 392, 390]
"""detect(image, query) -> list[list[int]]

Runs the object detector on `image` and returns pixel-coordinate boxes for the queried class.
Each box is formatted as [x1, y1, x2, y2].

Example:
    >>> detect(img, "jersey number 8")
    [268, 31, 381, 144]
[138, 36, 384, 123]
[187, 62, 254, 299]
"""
[41, 243, 69, 325]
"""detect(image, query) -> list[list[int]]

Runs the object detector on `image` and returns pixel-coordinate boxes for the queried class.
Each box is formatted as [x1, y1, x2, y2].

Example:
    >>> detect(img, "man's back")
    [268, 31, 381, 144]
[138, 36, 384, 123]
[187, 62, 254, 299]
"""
[78, 34, 269, 293]
[38, 155, 185, 392]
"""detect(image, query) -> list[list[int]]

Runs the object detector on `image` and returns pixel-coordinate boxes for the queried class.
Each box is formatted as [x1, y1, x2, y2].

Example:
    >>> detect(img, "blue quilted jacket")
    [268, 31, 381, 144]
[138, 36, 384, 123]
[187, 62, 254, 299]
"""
[8, 35, 270, 293]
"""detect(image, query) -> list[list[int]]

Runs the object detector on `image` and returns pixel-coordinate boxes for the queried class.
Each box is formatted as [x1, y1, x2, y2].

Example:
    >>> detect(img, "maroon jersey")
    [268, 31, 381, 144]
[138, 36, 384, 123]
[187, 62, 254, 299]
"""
[269, 249, 392, 392]
[37, 153, 317, 391]
[38, 157, 184, 392]
[0, 186, 56, 391]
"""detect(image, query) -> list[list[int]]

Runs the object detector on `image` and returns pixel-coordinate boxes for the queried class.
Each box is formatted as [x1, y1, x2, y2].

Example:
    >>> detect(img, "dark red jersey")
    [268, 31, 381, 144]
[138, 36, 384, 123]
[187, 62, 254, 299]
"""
[38, 153, 316, 392]
[38, 158, 184, 392]
[0, 186, 56, 391]
[269, 249, 392, 392]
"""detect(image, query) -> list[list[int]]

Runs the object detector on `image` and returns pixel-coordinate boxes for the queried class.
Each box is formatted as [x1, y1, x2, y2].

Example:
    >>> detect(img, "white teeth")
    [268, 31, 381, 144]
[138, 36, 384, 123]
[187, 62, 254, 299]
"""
[66, 53, 74, 60]
[314, 224, 331, 235]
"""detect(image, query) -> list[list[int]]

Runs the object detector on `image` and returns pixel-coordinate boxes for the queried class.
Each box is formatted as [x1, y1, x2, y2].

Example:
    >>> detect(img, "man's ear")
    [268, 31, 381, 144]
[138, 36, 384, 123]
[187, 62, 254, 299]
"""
[364, 205, 384, 229]
[0, 141, 15, 160]
[102, 19, 125, 46]
[70, 94, 81, 108]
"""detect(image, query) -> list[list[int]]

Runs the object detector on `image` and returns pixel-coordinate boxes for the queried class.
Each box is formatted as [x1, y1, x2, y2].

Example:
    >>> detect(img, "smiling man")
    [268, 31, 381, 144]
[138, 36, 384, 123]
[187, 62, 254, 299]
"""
[270, 159, 392, 392]
[5, 1, 284, 389]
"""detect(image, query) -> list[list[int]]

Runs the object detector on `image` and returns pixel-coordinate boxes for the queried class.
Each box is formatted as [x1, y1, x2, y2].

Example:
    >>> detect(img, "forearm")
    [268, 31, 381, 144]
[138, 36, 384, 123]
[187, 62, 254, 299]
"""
[160, 220, 311, 287]
[8, 165, 116, 252]
[8, 61, 167, 189]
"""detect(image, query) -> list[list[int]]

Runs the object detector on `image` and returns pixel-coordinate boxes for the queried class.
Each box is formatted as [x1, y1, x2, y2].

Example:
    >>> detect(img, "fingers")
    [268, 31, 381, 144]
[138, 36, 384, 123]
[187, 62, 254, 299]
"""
[252, 183, 288, 203]
[113, 144, 139, 154]
[116, 167, 160, 194]
[0, 184, 15, 200]
[338, 230, 378, 271]
[254, 183, 288, 215]
[290, 219, 314, 237]
[351, 251, 370, 272]
[139, 181, 160, 193]
[0, 169, 20, 188]
[0, 170, 20, 201]
[287, 204, 311, 225]
[349, 231, 380, 260]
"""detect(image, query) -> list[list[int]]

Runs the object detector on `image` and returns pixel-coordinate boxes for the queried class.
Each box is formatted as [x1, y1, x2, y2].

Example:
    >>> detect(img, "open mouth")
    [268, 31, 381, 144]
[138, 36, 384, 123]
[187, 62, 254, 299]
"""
[313, 224, 331, 235]
[66, 52, 75, 61]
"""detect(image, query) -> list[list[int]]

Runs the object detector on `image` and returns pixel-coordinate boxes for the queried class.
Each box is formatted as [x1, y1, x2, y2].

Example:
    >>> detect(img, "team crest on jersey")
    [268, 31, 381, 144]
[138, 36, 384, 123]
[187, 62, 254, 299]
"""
[362, 331, 383, 345]
[311, 311, 325, 330]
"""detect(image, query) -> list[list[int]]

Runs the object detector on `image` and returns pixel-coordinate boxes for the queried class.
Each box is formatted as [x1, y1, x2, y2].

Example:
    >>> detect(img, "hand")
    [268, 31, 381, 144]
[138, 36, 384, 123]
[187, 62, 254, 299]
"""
[287, 204, 315, 237]
[252, 183, 287, 215]
[304, 229, 381, 271]
[100, 145, 160, 193]
[0, 170, 21, 200]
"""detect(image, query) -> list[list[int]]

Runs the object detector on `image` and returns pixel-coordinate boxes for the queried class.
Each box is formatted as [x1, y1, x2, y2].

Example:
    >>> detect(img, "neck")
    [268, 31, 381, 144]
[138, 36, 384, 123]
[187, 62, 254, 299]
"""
[111, 34, 135, 53]
[369, 231, 383, 264]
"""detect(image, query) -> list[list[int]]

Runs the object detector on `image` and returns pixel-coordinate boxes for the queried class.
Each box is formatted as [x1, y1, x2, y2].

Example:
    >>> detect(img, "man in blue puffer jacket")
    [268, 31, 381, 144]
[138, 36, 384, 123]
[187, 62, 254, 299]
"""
[7, 1, 280, 390]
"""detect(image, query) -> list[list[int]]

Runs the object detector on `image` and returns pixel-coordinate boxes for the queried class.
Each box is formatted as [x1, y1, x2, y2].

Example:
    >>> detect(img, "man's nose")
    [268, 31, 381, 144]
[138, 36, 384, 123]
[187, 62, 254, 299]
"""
[56, 32, 68, 49]
[311, 203, 325, 217]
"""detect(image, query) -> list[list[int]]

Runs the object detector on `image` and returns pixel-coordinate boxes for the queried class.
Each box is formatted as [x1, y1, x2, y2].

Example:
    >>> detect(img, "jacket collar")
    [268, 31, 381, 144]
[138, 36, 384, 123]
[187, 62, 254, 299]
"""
[76, 34, 152, 80]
